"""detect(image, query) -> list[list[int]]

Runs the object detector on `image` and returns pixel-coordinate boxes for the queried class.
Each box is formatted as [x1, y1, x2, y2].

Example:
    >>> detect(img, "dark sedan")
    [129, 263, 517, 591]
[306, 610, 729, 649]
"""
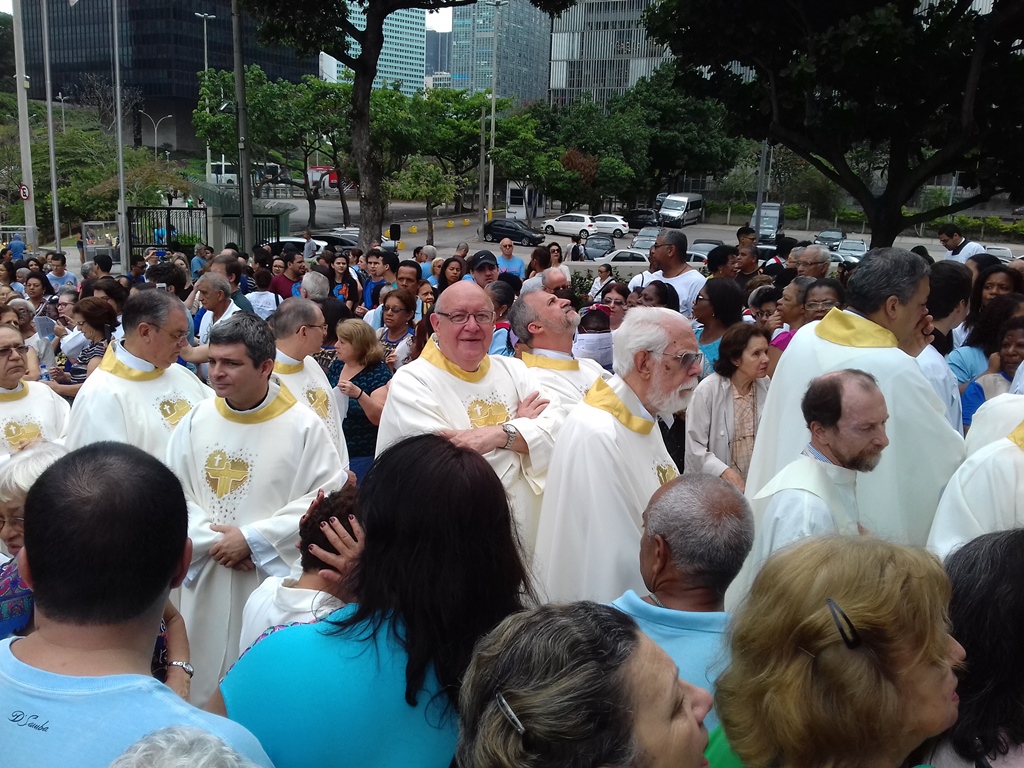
[625, 208, 659, 230]
[583, 233, 617, 260]
[483, 218, 546, 246]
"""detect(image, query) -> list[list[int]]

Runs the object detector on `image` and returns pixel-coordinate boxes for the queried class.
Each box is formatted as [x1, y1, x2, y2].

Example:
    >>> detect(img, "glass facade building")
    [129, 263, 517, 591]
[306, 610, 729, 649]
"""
[425, 30, 452, 76]
[549, 0, 672, 107]
[451, 0, 549, 106]
[338, 4, 426, 98]
[20, 0, 316, 152]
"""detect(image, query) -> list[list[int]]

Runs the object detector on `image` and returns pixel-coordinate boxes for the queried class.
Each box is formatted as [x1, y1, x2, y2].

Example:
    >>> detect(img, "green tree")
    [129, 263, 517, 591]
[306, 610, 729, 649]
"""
[390, 155, 462, 244]
[490, 114, 560, 227]
[0, 14, 14, 94]
[645, 0, 1024, 246]
[238, 0, 573, 249]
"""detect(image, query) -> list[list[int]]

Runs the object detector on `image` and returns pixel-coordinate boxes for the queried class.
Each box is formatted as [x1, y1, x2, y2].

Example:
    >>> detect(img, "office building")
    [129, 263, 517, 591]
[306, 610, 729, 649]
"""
[451, 0, 549, 106]
[339, 4, 426, 98]
[425, 29, 452, 76]
[20, 0, 316, 152]
[549, 0, 672, 107]
[425, 72, 453, 90]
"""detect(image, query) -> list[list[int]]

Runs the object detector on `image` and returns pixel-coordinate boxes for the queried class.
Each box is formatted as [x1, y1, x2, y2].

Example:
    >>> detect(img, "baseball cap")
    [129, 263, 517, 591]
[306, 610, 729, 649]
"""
[468, 250, 498, 271]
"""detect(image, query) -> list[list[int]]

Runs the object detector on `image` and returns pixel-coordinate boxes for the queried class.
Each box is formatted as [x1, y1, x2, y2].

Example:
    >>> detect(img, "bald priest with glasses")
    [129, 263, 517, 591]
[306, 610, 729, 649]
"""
[375, 282, 563, 556]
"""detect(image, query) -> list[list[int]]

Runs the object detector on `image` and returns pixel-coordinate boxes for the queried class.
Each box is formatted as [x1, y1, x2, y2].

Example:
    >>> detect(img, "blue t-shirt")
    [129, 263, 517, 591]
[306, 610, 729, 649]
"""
[961, 372, 1012, 426]
[946, 344, 988, 385]
[420, 262, 432, 279]
[497, 255, 526, 279]
[190, 255, 206, 280]
[0, 637, 272, 767]
[221, 604, 458, 768]
[363, 278, 388, 309]
[46, 272, 77, 290]
[610, 589, 729, 731]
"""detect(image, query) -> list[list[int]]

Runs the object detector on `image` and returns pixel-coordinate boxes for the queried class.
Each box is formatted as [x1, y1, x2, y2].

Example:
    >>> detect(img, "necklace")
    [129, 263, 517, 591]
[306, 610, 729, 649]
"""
[649, 592, 666, 608]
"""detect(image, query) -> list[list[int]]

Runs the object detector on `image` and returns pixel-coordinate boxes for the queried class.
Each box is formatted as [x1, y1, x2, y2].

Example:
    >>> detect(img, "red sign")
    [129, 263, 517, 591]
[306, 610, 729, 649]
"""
[18, 184, 29, 201]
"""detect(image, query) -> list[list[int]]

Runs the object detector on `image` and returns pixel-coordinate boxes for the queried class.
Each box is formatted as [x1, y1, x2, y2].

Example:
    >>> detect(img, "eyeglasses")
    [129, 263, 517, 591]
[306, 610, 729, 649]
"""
[796, 260, 828, 268]
[302, 322, 329, 331]
[501, 244, 514, 249]
[805, 301, 838, 311]
[603, 298, 626, 307]
[651, 243, 671, 250]
[57, 301, 75, 309]
[150, 324, 189, 343]
[436, 310, 495, 326]
[382, 306, 410, 314]
[657, 350, 704, 370]
[694, 295, 709, 304]
[0, 345, 28, 360]
[0, 515, 25, 532]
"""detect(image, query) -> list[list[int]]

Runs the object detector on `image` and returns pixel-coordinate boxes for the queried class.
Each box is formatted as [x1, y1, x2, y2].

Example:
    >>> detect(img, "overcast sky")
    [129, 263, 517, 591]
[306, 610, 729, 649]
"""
[1, 2, 453, 30]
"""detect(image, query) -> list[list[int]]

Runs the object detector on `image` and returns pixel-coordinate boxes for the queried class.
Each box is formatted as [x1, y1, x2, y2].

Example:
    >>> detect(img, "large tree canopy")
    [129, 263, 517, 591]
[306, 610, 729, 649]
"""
[645, 0, 1024, 245]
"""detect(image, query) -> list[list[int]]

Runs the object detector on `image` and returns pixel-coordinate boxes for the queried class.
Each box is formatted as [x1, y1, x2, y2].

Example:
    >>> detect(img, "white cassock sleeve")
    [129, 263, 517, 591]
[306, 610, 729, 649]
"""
[927, 438, 1024, 560]
[66, 382, 131, 450]
[759, 489, 839, 562]
[375, 368, 459, 454]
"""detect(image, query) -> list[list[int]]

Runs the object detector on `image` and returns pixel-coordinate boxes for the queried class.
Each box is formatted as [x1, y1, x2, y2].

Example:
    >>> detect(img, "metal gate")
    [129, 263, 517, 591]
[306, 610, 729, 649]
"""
[127, 207, 208, 255]
[220, 215, 281, 248]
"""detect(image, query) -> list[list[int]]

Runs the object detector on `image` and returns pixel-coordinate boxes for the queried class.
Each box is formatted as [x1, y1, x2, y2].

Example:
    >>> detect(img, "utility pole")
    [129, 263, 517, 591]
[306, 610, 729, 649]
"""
[195, 11, 216, 183]
[40, 0, 62, 252]
[111, 0, 129, 267]
[231, 0, 254, 253]
[478, 106, 486, 238]
[486, 0, 505, 223]
[11, 0, 37, 250]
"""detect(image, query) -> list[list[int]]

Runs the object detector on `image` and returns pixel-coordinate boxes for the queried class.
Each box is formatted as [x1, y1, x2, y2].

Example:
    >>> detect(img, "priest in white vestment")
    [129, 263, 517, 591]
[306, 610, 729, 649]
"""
[376, 282, 563, 555]
[745, 248, 964, 548]
[507, 284, 609, 408]
[167, 314, 346, 704]
[0, 324, 69, 456]
[269, 298, 349, 468]
[965, 393, 1024, 455]
[747, 370, 889, 578]
[534, 307, 704, 603]
[67, 290, 211, 459]
[927, 419, 1024, 560]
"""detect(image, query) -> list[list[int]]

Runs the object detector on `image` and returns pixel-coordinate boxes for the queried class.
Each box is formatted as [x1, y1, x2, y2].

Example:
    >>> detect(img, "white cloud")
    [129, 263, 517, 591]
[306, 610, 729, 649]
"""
[425, 6, 451, 31]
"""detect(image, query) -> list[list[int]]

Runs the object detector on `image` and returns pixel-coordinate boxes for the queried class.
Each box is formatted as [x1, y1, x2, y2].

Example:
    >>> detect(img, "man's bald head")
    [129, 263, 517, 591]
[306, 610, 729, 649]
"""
[434, 280, 488, 315]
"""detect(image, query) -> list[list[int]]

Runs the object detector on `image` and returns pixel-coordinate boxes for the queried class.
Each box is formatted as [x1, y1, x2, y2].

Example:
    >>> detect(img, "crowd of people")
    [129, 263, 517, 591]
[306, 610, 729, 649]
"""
[1, 220, 1024, 768]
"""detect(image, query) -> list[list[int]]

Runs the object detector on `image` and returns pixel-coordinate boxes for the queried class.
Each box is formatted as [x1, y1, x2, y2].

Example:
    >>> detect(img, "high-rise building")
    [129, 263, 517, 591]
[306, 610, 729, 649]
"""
[451, 0, 549, 106]
[425, 30, 452, 76]
[549, 0, 671, 107]
[20, 0, 316, 152]
[338, 4, 426, 98]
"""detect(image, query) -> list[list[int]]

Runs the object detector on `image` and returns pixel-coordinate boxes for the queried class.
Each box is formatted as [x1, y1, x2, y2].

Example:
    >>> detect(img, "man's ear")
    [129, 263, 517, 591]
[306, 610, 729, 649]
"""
[633, 349, 653, 379]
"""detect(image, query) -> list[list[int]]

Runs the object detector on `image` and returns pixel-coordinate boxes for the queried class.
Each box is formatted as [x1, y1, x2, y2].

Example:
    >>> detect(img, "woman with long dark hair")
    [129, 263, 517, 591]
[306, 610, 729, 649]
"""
[947, 292, 1024, 389]
[436, 257, 465, 293]
[330, 251, 362, 312]
[213, 434, 535, 768]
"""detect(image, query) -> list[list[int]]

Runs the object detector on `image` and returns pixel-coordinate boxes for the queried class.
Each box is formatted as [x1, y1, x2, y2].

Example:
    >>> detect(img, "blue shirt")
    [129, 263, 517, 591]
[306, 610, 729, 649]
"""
[497, 255, 526, 279]
[190, 255, 206, 281]
[221, 604, 458, 768]
[0, 637, 272, 767]
[363, 278, 388, 309]
[961, 372, 1012, 426]
[611, 589, 729, 731]
[946, 344, 988, 385]
[420, 262, 432, 278]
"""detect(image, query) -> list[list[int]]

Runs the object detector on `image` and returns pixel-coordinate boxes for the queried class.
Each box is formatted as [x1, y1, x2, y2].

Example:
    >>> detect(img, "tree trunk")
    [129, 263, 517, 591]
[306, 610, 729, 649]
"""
[426, 203, 434, 245]
[453, 194, 463, 215]
[864, 197, 906, 248]
[306, 191, 317, 230]
[350, 7, 387, 251]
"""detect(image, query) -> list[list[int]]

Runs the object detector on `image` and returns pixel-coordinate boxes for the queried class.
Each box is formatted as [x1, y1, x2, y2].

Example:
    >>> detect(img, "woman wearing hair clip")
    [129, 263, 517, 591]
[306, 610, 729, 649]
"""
[711, 536, 964, 768]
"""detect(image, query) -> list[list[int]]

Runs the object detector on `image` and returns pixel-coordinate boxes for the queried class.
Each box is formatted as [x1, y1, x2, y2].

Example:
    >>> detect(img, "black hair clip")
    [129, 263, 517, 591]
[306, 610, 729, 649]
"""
[826, 597, 862, 649]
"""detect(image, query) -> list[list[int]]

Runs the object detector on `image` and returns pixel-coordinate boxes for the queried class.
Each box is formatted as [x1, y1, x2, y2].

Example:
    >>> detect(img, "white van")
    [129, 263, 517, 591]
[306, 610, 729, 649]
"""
[658, 194, 704, 227]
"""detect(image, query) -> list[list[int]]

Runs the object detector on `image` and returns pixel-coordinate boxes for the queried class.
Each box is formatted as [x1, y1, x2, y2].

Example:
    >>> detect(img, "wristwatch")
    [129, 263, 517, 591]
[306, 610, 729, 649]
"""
[167, 660, 195, 678]
[501, 422, 518, 450]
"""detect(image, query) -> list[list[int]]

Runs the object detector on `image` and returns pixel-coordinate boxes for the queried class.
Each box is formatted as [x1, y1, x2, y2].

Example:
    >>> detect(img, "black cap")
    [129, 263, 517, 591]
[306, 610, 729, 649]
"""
[468, 250, 498, 271]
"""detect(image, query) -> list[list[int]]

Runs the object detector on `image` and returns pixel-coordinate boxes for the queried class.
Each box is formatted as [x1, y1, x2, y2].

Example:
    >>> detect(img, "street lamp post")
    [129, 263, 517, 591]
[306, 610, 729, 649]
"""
[110, 0, 129, 267]
[138, 110, 173, 162]
[40, 0, 62, 252]
[485, 0, 505, 223]
[11, 0, 37, 250]
[195, 12, 216, 182]
[56, 91, 68, 132]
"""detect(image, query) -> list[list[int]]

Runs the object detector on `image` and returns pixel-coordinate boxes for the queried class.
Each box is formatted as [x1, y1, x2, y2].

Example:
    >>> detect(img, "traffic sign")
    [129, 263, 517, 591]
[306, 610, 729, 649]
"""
[18, 184, 29, 201]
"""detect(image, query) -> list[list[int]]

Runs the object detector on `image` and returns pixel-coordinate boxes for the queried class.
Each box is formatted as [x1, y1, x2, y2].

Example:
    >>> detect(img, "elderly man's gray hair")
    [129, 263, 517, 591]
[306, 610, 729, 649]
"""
[196, 272, 232, 299]
[121, 289, 187, 335]
[645, 474, 754, 593]
[507, 296, 540, 346]
[846, 247, 930, 315]
[268, 297, 321, 340]
[300, 271, 330, 300]
[612, 306, 684, 378]
[109, 726, 261, 768]
[209, 312, 276, 367]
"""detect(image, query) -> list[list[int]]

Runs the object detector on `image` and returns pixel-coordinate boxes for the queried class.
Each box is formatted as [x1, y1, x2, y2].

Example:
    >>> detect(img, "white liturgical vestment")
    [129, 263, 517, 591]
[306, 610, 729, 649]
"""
[927, 421, 1024, 560]
[534, 375, 678, 604]
[745, 309, 964, 546]
[965, 393, 1024, 456]
[376, 339, 563, 553]
[521, 350, 609, 408]
[167, 379, 346, 704]
[0, 382, 69, 456]
[66, 342, 211, 459]
[273, 350, 349, 468]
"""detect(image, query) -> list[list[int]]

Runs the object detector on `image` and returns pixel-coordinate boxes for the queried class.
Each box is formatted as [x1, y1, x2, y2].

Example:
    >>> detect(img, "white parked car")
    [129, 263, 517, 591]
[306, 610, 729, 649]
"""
[985, 245, 1014, 262]
[592, 248, 649, 264]
[836, 239, 868, 260]
[591, 214, 630, 238]
[542, 213, 597, 239]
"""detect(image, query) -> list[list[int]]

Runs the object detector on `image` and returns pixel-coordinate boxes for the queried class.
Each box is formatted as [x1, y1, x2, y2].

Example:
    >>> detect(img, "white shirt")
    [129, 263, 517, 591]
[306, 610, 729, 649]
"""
[648, 268, 706, 317]
[916, 344, 964, 435]
[946, 239, 987, 264]
[238, 576, 344, 655]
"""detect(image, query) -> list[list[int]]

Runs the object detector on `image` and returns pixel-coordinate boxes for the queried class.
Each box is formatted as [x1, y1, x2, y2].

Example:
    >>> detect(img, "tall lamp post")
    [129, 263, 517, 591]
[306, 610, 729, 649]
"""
[40, 0, 62, 252]
[195, 12, 216, 182]
[56, 91, 68, 132]
[485, 0, 505, 223]
[139, 110, 173, 161]
[11, 0, 37, 250]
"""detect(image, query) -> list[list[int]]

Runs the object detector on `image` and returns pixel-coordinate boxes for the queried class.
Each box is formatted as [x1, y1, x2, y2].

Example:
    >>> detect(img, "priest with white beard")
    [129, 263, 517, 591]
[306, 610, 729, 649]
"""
[927, 418, 1024, 559]
[744, 248, 964, 548]
[269, 298, 349, 469]
[167, 313, 346, 704]
[507, 285, 609, 408]
[534, 307, 703, 603]
[375, 282, 562, 555]
[747, 370, 889, 573]
[67, 290, 211, 460]
[0, 324, 69, 456]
